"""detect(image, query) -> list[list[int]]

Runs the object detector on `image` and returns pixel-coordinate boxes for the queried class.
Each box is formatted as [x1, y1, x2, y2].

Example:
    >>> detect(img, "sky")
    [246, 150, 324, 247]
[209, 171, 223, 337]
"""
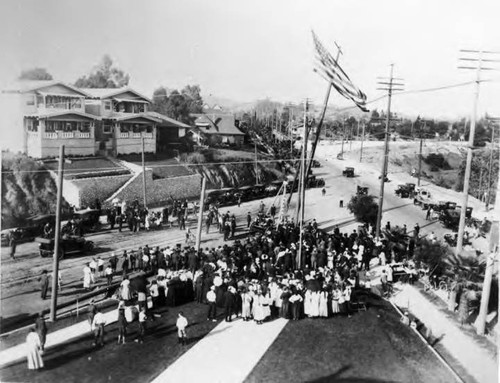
[0, 0, 499, 119]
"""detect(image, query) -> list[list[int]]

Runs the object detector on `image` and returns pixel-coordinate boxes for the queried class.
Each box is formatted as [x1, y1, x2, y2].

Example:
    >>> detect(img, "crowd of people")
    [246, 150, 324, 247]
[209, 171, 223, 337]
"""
[27, 193, 425, 371]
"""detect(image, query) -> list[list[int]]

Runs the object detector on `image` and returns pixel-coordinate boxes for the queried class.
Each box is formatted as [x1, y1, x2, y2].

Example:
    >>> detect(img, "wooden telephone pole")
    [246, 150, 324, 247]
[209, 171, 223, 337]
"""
[375, 65, 404, 240]
[456, 49, 500, 255]
[50, 145, 65, 322]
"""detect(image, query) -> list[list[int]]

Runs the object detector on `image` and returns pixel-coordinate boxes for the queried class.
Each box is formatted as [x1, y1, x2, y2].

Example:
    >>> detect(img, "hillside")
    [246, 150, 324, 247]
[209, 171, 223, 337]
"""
[180, 148, 287, 189]
[1, 151, 69, 229]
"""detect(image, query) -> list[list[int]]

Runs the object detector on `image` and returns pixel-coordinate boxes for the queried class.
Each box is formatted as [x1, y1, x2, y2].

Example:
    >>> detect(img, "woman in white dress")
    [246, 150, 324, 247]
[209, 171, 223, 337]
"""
[304, 289, 312, 317]
[331, 287, 340, 315]
[26, 328, 44, 370]
[241, 290, 253, 321]
[310, 291, 320, 318]
[319, 290, 329, 318]
[253, 292, 266, 324]
[83, 263, 92, 290]
[120, 276, 132, 302]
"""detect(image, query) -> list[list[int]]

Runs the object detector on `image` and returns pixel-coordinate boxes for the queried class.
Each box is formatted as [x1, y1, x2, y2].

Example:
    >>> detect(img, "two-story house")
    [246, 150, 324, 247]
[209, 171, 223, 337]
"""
[82, 88, 160, 155]
[1, 81, 100, 158]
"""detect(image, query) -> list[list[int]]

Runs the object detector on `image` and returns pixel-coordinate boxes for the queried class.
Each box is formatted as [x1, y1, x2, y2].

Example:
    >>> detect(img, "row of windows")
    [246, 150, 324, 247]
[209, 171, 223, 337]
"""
[27, 95, 84, 110]
[45, 121, 92, 132]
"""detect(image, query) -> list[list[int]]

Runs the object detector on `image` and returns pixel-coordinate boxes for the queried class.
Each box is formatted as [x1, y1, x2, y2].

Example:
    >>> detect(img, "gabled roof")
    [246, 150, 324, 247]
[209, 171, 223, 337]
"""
[192, 114, 245, 136]
[145, 111, 191, 128]
[110, 113, 160, 123]
[2, 80, 92, 97]
[80, 87, 152, 103]
[25, 111, 101, 120]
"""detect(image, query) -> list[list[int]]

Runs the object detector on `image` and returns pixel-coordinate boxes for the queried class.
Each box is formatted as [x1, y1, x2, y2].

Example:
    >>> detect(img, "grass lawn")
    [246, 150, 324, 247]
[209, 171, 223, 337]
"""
[132, 158, 193, 179]
[0, 302, 219, 383]
[245, 295, 455, 383]
[42, 158, 127, 179]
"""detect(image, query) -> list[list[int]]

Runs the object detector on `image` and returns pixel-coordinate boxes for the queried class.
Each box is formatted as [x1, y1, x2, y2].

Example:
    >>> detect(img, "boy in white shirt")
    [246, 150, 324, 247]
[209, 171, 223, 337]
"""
[176, 311, 188, 345]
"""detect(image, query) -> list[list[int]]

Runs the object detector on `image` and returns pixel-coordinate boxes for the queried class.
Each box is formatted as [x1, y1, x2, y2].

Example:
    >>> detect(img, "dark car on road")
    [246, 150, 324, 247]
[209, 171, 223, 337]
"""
[342, 167, 355, 177]
[357, 186, 369, 195]
[36, 235, 94, 258]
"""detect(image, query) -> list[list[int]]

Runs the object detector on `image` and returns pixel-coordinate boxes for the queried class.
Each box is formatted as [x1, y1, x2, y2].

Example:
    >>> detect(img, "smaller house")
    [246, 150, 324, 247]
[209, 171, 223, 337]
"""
[190, 114, 245, 146]
[145, 111, 191, 153]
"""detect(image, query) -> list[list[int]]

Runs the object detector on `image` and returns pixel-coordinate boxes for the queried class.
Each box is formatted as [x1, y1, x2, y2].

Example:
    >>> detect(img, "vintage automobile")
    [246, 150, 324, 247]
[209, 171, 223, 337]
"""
[36, 235, 94, 258]
[357, 186, 369, 196]
[311, 159, 321, 168]
[439, 209, 461, 230]
[72, 209, 102, 233]
[306, 175, 325, 188]
[0, 214, 56, 247]
[342, 167, 355, 177]
[395, 183, 416, 198]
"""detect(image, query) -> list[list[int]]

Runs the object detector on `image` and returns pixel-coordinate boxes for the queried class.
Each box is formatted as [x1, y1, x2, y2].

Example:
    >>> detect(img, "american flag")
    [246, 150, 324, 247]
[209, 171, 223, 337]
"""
[312, 31, 368, 112]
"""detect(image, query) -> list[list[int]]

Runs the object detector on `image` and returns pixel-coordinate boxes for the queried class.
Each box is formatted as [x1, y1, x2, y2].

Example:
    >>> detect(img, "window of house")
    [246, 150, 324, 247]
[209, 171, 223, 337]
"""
[103, 123, 112, 134]
[81, 122, 91, 132]
[36, 95, 44, 107]
[65, 122, 73, 132]
[104, 101, 111, 110]
[26, 95, 35, 106]
[45, 121, 54, 132]
[72, 98, 82, 109]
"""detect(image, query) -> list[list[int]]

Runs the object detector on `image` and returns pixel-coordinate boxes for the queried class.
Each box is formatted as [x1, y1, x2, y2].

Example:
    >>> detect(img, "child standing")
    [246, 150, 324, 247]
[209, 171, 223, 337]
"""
[176, 311, 188, 345]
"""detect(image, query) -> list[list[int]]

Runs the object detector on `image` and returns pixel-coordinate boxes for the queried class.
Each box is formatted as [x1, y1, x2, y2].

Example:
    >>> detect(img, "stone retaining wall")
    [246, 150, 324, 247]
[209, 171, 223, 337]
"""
[107, 170, 202, 206]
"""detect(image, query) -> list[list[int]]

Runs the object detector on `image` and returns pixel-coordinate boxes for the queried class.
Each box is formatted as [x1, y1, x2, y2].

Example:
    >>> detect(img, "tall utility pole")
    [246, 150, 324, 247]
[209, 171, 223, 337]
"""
[297, 100, 309, 268]
[375, 65, 404, 239]
[456, 50, 500, 255]
[360, 121, 366, 162]
[50, 145, 65, 322]
[417, 121, 428, 187]
[486, 120, 498, 210]
[141, 137, 147, 209]
[254, 142, 259, 184]
[340, 119, 346, 159]
[195, 177, 207, 253]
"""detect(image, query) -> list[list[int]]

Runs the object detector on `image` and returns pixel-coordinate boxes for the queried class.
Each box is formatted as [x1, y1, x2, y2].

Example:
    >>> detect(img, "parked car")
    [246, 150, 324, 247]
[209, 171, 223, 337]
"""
[73, 209, 102, 233]
[357, 186, 369, 196]
[36, 235, 94, 258]
[342, 167, 355, 177]
[0, 214, 56, 247]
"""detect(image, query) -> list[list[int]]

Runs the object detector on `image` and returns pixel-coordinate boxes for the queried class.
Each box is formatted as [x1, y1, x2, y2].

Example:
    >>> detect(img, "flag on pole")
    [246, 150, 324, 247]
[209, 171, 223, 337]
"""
[312, 31, 368, 112]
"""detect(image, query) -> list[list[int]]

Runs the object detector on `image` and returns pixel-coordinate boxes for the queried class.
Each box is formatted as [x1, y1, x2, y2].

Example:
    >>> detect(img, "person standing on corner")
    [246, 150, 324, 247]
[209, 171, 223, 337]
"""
[26, 328, 44, 370]
[40, 270, 49, 300]
[91, 307, 106, 347]
[176, 311, 189, 345]
[207, 285, 217, 322]
[247, 212, 252, 228]
[9, 231, 17, 260]
[35, 312, 47, 352]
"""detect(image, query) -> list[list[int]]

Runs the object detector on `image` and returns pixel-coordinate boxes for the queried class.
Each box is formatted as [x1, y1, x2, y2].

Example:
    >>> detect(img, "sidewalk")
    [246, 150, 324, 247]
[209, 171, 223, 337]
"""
[391, 285, 498, 383]
[0, 307, 119, 369]
[151, 317, 288, 383]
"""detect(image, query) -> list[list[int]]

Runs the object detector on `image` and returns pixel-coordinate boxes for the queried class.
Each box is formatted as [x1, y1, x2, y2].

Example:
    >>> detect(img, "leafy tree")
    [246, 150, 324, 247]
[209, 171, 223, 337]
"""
[165, 90, 192, 124]
[413, 238, 449, 277]
[181, 85, 203, 114]
[74, 55, 129, 88]
[18, 68, 53, 81]
[151, 87, 169, 116]
[347, 194, 378, 226]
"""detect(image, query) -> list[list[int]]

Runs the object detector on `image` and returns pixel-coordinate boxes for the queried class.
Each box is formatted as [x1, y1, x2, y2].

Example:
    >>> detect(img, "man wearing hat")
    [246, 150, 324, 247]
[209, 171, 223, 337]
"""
[206, 285, 217, 322]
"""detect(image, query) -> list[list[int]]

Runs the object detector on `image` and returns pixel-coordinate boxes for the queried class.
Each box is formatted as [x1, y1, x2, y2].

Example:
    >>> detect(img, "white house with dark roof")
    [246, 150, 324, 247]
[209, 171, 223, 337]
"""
[190, 113, 245, 146]
[1, 81, 100, 158]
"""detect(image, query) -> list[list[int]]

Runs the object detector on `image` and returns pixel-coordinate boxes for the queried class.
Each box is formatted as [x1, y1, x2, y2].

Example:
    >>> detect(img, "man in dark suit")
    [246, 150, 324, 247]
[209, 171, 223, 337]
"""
[224, 287, 236, 322]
